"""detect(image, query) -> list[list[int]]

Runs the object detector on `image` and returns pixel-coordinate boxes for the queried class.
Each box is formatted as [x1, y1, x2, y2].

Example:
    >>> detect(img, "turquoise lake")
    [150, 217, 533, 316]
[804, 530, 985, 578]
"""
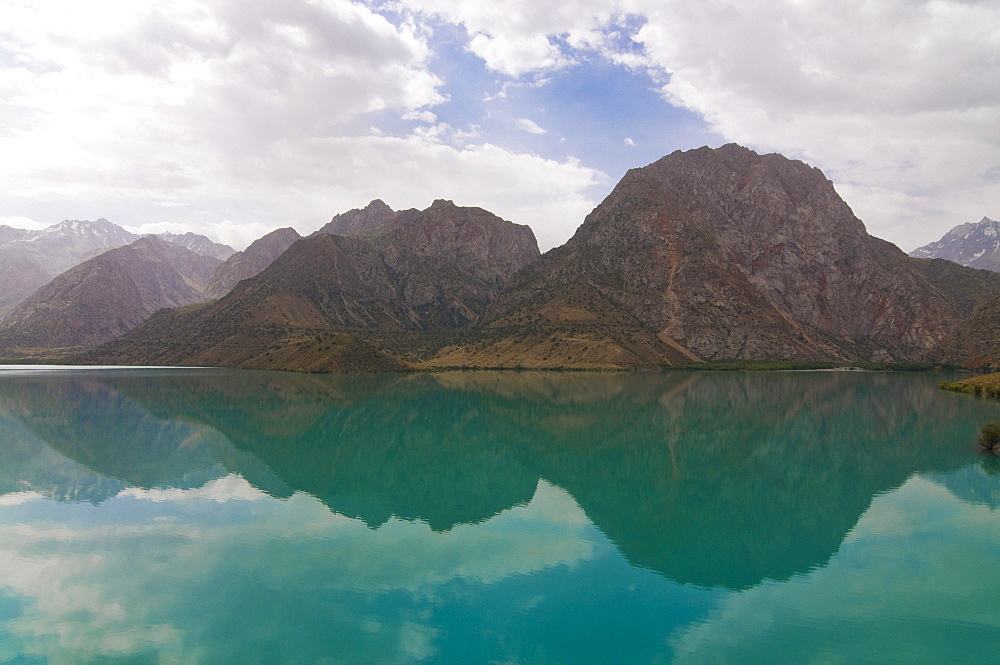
[0, 367, 998, 664]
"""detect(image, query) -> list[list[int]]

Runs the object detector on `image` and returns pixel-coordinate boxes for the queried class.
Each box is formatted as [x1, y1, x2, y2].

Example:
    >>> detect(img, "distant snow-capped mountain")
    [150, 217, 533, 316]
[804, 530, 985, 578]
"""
[910, 217, 1000, 271]
[0, 218, 235, 317]
[157, 231, 236, 261]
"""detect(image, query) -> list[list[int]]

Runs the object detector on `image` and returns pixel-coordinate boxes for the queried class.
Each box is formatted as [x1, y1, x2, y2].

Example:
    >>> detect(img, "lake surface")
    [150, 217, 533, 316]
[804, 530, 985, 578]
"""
[0, 368, 998, 664]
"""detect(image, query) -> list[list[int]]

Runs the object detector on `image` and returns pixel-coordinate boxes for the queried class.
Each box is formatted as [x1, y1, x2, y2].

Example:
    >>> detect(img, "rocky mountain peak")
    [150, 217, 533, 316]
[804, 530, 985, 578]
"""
[376, 201, 540, 288]
[910, 217, 1000, 271]
[156, 231, 236, 261]
[314, 199, 399, 237]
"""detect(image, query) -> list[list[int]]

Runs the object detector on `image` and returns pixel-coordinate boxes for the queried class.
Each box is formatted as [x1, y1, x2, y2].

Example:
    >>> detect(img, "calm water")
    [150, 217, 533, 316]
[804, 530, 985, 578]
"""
[0, 368, 998, 664]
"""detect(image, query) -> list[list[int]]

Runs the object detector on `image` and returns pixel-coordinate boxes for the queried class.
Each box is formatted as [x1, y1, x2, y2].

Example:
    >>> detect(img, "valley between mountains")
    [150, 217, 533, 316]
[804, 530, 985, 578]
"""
[3, 144, 1000, 371]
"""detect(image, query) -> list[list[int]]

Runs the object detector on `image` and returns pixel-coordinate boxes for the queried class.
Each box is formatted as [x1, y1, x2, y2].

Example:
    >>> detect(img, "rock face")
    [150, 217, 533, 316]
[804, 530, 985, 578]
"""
[316, 198, 540, 288]
[455, 144, 996, 364]
[313, 199, 398, 237]
[910, 217, 1000, 271]
[204, 227, 302, 300]
[84, 202, 540, 368]
[0, 236, 221, 355]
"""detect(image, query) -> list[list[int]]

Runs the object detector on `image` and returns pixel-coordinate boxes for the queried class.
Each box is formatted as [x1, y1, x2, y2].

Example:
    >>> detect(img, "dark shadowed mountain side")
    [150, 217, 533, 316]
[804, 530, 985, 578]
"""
[204, 227, 301, 300]
[0, 236, 221, 356]
[18, 369, 979, 590]
[0, 255, 53, 317]
[927, 294, 1000, 368]
[906, 257, 1000, 318]
[430, 144, 1000, 367]
[82, 202, 540, 369]
[910, 217, 1000, 271]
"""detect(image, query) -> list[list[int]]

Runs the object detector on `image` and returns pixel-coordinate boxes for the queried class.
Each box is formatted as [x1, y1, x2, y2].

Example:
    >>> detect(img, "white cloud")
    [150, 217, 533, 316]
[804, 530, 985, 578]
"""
[395, 0, 1000, 249]
[0, 0, 605, 251]
[623, 137, 635, 147]
[6, 0, 993, 255]
[395, 0, 635, 76]
[0, 215, 48, 231]
[276, 133, 604, 250]
[516, 117, 547, 134]
[632, 0, 1000, 249]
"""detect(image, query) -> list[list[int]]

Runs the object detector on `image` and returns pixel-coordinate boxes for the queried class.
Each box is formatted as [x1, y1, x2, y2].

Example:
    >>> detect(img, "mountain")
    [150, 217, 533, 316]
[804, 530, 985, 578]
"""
[82, 201, 540, 369]
[315, 198, 541, 287]
[203, 227, 301, 300]
[5, 219, 140, 272]
[0, 218, 141, 315]
[0, 219, 235, 315]
[0, 236, 221, 356]
[430, 144, 1000, 368]
[156, 232, 236, 261]
[910, 217, 1000, 271]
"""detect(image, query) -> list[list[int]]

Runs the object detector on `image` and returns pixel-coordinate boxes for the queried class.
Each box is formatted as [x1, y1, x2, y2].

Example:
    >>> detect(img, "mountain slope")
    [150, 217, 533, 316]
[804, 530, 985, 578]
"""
[910, 217, 1000, 271]
[435, 144, 1000, 366]
[0, 236, 221, 356]
[204, 227, 302, 300]
[0, 255, 53, 317]
[927, 295, 1000, 368]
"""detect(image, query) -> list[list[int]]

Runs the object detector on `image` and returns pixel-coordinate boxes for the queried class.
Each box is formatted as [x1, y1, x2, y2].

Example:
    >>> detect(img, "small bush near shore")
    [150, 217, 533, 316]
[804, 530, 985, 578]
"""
[977, 422, 1000, 454]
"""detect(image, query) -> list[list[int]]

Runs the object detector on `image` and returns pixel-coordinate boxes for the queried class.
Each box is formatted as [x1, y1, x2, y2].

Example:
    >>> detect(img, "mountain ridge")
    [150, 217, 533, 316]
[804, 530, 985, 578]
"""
[82, 201, 541, 369]
[0, 218, 235, 315]
[21, 144, 1000, 371]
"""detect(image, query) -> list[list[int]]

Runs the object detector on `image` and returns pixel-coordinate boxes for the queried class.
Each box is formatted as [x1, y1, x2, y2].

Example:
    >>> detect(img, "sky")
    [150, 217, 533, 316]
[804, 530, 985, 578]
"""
[0, 0, 997, 252]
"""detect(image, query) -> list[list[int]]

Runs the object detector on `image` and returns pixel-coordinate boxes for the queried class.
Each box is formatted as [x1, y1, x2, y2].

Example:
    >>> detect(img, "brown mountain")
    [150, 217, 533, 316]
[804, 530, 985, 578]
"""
[926, 294, 1000, 368]
[316, 198, 541, 288]
[83, 202, 540, 369]
[431, 144, 1000, 367]
[0, 236, 221, 356]
[313, 199, 398, 237]
[204, 227, 301, 300]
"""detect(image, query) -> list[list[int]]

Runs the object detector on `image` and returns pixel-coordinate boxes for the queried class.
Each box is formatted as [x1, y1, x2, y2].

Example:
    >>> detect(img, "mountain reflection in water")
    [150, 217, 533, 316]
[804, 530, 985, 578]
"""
[0, 369, 991, 591]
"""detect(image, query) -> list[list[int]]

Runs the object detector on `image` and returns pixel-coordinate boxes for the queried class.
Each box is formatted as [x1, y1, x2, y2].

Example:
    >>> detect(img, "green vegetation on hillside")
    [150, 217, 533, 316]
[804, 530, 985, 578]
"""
[940, 372, 1000, 397]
